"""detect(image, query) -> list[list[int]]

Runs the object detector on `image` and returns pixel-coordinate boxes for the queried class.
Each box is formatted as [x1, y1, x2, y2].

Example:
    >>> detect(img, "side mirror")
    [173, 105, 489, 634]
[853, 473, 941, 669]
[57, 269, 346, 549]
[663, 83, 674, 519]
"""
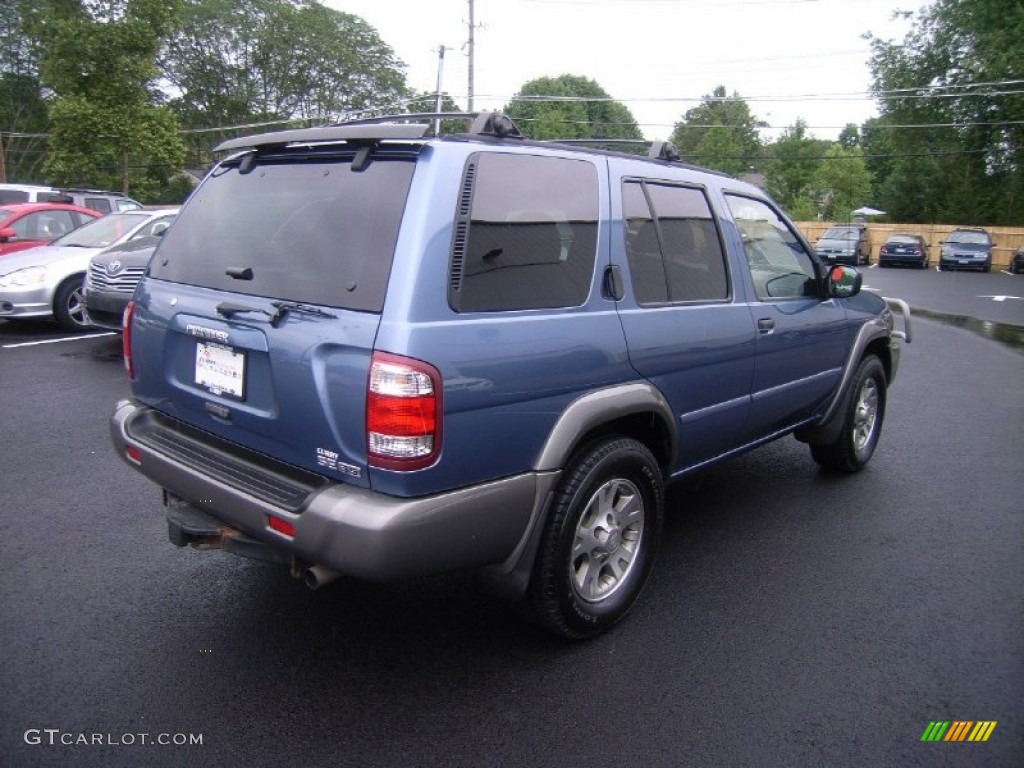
[827, 264, 861, 299]
[0, 227, 16, 242]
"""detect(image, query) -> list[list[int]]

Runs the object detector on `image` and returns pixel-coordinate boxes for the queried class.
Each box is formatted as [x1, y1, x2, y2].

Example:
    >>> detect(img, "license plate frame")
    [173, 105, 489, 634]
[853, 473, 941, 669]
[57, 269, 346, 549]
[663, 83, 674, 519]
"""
[195, 341, 246, 400]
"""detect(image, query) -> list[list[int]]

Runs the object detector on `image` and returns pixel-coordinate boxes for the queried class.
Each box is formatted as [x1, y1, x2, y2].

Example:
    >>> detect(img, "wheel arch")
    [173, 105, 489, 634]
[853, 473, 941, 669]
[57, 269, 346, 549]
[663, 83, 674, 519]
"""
[533, 382, 676, 477]
[480, 382, 675, 603]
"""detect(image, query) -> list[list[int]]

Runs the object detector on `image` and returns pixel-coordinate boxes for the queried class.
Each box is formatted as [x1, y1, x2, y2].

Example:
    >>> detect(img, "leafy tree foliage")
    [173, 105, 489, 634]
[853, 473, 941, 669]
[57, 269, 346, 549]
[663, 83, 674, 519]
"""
[815, 144, 873, 221]
[763, 119, 830, 219]
[0, 1, 48, 182]
[503, 75, 643, 142]
[867, 0, 1024, 224]
[29, 0, 185, 199]
[669, 86, 764, 175]
[162, 0, 408, 127]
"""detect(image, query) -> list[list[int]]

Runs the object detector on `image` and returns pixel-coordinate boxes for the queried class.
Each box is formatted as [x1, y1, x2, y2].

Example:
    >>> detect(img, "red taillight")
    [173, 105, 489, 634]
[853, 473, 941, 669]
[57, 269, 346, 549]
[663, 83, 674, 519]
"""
[125, 445, 142, 465]
[366, 352, 442, 470]
[122, 300, 135, 380]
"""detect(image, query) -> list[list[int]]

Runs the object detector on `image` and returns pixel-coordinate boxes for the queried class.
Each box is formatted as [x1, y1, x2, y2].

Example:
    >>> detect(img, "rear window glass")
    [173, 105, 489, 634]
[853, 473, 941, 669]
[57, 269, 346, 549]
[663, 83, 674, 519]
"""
[822, 227, 861, 239]
[84, 197, 112, 213]
[150, 156, 415, 313]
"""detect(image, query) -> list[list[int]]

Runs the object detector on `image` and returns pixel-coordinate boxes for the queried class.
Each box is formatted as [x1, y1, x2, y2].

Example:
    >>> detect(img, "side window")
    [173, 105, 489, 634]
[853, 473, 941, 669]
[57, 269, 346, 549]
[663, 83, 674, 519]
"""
[623, 181, 665, 304]
[450, 153, 599, 312]
[133, 216, 175, 238]
[8, 211, 74, 239]
[36, 211, 76, 239]
[724, 194, 818, 300]
[85, 197, 112, 214]
[0, 190, 29, 204]
[622, 180, 729, 304]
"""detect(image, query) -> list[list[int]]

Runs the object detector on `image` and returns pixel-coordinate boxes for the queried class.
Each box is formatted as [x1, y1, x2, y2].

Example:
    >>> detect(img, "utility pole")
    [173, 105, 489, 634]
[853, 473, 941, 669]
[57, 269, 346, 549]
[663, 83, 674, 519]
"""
[434, 45, 447, 136]
[467, 0, 475, 111]
[0, 133, 6, 183]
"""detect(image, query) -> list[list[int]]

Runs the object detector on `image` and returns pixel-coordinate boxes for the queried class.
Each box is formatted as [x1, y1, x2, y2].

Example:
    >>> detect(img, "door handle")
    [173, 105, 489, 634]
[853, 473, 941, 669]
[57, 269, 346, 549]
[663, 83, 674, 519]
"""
[757, 318, 775, 333]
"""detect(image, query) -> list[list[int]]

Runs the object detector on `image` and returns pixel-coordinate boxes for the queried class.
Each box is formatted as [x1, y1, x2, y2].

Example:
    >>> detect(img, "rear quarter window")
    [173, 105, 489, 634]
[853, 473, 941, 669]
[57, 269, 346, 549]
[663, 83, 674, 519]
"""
[150, 156, 416, 312]
[449, 152, 599, 312]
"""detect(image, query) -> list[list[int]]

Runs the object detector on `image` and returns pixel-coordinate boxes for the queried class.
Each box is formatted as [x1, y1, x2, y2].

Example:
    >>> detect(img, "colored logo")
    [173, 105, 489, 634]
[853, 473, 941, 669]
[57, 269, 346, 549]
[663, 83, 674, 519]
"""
[921, 721, 997, 742]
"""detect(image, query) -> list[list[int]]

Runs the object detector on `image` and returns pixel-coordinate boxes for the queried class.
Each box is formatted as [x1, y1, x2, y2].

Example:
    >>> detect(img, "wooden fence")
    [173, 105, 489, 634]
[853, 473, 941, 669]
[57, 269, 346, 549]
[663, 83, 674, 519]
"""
[794, 222, 1024, 269]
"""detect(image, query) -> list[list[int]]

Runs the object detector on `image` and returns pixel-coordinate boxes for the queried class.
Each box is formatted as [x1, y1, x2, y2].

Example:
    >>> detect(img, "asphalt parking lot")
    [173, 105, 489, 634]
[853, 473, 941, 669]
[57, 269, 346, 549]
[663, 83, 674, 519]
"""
[0, 270, 1021, 767]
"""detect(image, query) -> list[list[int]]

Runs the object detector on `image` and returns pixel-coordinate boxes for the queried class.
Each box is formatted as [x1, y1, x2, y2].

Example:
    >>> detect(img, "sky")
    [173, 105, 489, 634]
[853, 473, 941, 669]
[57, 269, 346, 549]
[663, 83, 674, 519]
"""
[324, 0, 930, 142]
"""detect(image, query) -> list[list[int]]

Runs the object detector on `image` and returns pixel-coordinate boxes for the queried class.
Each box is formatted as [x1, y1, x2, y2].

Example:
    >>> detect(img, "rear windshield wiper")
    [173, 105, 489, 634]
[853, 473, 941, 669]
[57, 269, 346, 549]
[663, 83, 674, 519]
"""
[215, 300, 336, 327]
[269, 301, 337, 327]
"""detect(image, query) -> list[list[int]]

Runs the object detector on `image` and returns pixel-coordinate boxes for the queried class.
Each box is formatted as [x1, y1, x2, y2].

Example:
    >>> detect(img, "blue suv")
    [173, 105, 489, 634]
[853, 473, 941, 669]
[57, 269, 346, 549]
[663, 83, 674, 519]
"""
[110, 113, 911, 638]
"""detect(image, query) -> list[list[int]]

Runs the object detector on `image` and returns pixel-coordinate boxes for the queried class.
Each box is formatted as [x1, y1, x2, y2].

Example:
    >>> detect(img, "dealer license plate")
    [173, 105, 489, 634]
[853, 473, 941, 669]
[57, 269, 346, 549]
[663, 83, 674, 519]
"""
[195, 342, 246, 399]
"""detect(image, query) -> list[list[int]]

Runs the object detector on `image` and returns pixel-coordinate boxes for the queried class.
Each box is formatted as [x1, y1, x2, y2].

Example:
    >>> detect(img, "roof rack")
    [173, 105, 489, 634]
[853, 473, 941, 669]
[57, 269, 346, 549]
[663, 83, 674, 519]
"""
[214, 111, 525, 153]
[541, 138, 681, 161]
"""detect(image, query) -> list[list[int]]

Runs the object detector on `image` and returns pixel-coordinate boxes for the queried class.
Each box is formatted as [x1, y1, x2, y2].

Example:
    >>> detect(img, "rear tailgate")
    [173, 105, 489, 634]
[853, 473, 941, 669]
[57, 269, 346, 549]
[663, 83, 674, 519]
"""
[128, 146, 418, 488]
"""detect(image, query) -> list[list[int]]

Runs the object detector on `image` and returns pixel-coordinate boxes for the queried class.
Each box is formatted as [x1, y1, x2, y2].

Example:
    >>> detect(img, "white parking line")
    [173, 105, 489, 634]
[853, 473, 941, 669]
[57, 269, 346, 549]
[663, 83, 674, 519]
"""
[3, 332, 117, 349]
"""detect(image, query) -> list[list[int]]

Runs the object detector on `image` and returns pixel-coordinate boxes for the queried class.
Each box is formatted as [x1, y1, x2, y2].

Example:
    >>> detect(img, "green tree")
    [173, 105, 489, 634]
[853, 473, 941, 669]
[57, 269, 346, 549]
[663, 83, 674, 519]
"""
[162, 0, 407, 126]
[0, 0, 48, 182]
[161, 0, 408, 170]
[815, 143, 873, 221]
[837, 123, 860, 150]
[867, 0, 1024, 224]
[30, 0, 185, 199]
[763, 119, 829, 219]
[669, 85, 764, 175]
[503, 74, 643, 142]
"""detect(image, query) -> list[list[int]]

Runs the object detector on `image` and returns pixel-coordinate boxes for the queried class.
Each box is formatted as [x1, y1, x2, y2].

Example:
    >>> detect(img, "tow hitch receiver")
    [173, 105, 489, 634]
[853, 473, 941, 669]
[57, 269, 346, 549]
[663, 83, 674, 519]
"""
[164, 495, 291, 564]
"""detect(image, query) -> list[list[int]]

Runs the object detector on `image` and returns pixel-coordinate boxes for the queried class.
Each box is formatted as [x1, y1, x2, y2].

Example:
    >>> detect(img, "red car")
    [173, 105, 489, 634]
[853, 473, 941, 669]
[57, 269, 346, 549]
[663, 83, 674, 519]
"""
[0, 202, 103, 257]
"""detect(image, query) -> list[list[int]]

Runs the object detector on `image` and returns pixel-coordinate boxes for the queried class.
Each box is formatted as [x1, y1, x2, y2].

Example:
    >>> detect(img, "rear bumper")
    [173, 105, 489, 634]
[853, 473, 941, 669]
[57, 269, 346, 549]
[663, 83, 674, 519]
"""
[940, 254, 990, 270]
[879, 254, 925, 266]
[110, 398, 544, 581]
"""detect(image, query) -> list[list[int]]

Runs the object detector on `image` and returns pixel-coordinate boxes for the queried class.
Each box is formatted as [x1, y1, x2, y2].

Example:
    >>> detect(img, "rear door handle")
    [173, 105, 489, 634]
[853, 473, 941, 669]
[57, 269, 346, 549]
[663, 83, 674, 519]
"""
[757, 318, 775, 333]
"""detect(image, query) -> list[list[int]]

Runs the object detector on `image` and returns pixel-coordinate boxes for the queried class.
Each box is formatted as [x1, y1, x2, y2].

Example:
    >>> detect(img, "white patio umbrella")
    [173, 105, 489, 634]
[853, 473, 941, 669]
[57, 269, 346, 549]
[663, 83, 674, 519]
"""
[851, 206, 886, 217]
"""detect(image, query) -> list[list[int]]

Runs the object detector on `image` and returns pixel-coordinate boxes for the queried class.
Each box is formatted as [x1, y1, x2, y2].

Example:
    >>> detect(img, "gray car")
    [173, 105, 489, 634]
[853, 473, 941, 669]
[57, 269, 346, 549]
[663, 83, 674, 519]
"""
[83, 235, 164, 330]
[814, 224, 871, 266]
[0, 208, 177, 331]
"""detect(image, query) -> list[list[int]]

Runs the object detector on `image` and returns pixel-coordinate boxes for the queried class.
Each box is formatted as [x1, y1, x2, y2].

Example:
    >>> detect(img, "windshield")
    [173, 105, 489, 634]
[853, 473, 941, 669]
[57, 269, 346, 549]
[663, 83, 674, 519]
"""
[53, 212, 152, 248]
[888, 235, 919, 245]
[822, 226, 860, 239]
[947, 230, 989, 245]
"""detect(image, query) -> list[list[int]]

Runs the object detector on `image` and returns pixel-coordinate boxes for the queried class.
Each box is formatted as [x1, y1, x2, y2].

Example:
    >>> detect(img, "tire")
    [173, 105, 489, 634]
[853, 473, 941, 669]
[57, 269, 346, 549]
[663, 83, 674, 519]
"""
[53, 277, 91, 332]
[810, 355, 887, 474]
[526, 436, 663, 640]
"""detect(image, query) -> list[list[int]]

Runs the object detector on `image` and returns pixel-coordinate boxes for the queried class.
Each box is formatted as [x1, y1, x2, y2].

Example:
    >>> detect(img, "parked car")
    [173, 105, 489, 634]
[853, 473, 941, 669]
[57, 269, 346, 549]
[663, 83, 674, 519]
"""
[83, 234, 165, 330]
[0, 203, 103, 257]
[878, 233, 929, 269]
[814, 224, 871, 266]
[0, 208, 178, 331]
[939, 227, 993, 272]
[1010, 245, 1024, 274]
[109, 112, 910, 639]
[0, 183, 143, 214]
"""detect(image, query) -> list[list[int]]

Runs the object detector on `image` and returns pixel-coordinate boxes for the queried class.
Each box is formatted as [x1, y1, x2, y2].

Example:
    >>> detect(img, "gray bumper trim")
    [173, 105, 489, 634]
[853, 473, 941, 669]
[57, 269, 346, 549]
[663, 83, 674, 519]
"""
[111, 399, 538, 581]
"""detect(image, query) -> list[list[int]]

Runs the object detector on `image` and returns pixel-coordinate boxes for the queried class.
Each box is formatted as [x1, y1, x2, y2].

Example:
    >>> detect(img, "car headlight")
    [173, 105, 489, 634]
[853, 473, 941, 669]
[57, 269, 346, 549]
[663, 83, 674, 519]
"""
[0, 265, 48, 288]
